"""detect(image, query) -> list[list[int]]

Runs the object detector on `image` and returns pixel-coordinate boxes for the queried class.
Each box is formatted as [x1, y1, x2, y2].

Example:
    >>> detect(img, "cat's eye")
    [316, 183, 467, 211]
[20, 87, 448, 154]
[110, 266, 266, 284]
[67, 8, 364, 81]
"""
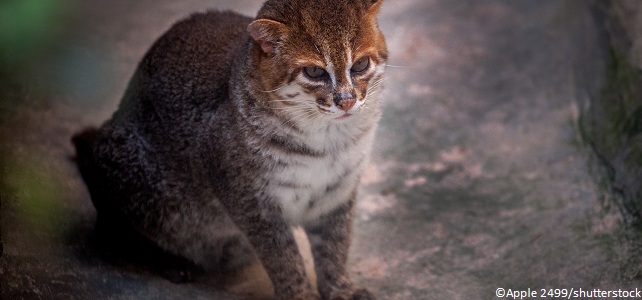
[303, 66, 328, 79]
[351, 57, 370, 73]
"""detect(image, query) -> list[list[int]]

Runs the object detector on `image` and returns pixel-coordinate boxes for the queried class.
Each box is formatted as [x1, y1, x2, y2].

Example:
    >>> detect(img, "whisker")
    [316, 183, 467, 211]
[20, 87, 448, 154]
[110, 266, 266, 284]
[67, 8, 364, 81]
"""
[270, 99, 307, 103]
[366, 92, 380, 99]
[366, 86, 383, 96]
[359, 103, 374, 112]
[309, 113, 325, 129]
[260, 85, 287, 93]
[269, 106, 315, 116]
[284, 106, 314, 119]
[367, 84, 383, 92]
[370, 77, 387, 85]
[270, 107, 313, 114]
[361, 91, 383, 110]
[368, 84, 383, 93]
[269, 107, 307, 111]
[363, 94, 379, 103]
[367, 78, 387, 91]
[284, 109, 317, 127]
[385, 64, 404, 68]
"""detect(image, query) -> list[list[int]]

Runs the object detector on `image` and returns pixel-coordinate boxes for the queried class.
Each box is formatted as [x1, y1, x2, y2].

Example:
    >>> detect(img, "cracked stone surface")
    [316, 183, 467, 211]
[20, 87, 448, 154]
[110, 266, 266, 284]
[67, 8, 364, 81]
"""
[1, 1, 641, 300]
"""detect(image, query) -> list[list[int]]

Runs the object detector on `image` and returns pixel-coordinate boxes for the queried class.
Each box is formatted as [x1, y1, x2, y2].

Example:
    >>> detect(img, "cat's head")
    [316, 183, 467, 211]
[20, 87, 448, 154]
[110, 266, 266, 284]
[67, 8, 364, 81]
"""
[247, 0, 387, 124]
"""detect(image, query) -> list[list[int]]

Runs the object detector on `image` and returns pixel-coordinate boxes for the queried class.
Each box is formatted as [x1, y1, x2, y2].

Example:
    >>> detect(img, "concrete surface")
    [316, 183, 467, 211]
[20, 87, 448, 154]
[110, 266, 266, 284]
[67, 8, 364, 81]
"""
[1, 1, 641, 299]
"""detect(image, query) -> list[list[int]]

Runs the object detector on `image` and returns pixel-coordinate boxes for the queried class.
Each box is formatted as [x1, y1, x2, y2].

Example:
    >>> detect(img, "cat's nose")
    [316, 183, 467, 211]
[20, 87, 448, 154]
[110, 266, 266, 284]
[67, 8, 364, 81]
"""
[333, 92, 356, 112]
[337, 99, 356, 112]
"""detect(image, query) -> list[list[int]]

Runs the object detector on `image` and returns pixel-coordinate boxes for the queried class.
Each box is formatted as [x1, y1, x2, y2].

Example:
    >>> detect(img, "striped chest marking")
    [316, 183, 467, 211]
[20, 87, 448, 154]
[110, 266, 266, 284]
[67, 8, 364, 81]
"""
[265, 125, 375, 225]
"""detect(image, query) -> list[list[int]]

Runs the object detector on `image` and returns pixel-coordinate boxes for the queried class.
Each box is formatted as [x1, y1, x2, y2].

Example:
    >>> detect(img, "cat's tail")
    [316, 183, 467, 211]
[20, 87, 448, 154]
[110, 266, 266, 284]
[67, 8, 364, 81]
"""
[72, 127, 117, 228]
[71, 127, 106, 212]
[72, 127, 99, 175]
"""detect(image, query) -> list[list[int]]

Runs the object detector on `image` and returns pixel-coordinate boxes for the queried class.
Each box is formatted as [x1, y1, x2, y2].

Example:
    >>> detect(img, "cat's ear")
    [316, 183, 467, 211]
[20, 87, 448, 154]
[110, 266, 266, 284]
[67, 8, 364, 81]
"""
[248, 19, 288, 55]
[365, 0, 384, 16]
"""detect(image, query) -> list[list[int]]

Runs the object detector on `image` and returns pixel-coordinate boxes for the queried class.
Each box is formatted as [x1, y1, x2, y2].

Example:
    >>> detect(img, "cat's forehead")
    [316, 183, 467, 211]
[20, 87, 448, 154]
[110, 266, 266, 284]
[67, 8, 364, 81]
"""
[259, 0, 375, 32]
[297, 1, 364, 27]
[288, 3, 379, 53]
[254, 0, 386, 67]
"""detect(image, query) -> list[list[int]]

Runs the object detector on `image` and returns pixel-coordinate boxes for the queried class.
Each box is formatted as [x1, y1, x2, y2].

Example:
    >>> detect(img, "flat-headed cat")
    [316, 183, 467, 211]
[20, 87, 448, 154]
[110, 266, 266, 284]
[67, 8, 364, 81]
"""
[72, 0, 387, 299]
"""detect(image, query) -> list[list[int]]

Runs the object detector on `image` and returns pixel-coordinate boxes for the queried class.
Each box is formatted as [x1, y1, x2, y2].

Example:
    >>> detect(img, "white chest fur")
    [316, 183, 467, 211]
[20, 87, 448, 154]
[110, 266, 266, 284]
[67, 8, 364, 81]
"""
[266, 123, 375, 225]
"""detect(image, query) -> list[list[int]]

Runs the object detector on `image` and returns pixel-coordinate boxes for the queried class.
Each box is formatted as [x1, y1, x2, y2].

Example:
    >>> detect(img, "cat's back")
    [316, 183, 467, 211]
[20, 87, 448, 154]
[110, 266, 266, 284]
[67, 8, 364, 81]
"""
[144, 10, 251, 67]
[127, 11, 252, 115]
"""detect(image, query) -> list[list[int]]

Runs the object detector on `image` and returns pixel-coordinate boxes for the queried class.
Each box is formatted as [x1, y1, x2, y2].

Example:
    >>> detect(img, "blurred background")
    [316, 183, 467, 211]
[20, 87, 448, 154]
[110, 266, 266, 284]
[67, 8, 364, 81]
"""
[1, 0, 641, 299]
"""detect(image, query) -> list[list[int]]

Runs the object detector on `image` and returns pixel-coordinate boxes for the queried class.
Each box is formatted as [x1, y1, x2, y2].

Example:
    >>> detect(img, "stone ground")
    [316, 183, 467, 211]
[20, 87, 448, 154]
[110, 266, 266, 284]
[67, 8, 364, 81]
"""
[1, 1, 641, 299]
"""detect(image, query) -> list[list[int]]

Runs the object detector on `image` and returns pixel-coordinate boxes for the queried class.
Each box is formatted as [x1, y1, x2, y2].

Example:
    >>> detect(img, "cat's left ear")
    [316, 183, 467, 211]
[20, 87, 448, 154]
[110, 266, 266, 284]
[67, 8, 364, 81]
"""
[248, 19, 289, 55]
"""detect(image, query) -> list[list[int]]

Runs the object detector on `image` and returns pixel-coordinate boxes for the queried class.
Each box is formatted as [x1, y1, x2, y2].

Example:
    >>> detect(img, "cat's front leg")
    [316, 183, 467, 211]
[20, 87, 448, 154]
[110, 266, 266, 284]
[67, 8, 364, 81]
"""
[305, 198, 375, 300]
[223, 196, 319, 300]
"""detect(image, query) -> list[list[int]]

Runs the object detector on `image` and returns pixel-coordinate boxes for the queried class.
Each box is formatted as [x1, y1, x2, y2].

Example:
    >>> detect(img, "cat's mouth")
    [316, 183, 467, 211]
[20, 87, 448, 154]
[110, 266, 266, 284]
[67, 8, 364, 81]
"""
[334, 113, 353, 120]
[316, 105, 355, 120]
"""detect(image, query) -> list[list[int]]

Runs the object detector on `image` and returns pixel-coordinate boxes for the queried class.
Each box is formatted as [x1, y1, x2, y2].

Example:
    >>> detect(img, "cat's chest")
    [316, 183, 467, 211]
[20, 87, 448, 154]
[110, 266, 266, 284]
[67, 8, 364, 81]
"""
[266, 134, 371, 225]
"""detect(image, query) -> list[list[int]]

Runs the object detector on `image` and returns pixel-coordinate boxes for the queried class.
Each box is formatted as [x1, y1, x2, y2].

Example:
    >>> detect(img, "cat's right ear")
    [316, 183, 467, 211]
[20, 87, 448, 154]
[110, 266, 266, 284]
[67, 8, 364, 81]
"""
[248, 19, 288, 55]
[365, 0, 384, 16]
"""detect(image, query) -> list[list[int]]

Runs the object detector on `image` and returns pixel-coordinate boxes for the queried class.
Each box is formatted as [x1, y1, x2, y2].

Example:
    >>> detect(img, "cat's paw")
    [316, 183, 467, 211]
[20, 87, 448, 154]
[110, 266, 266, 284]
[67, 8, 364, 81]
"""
[347, 288, 376, 300]
[326, 288, 376, 300]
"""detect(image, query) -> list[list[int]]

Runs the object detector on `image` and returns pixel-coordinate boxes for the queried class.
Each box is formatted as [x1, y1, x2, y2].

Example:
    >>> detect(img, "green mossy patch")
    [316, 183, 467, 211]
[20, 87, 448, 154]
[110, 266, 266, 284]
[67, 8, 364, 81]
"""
[581, 46, 642, 225]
